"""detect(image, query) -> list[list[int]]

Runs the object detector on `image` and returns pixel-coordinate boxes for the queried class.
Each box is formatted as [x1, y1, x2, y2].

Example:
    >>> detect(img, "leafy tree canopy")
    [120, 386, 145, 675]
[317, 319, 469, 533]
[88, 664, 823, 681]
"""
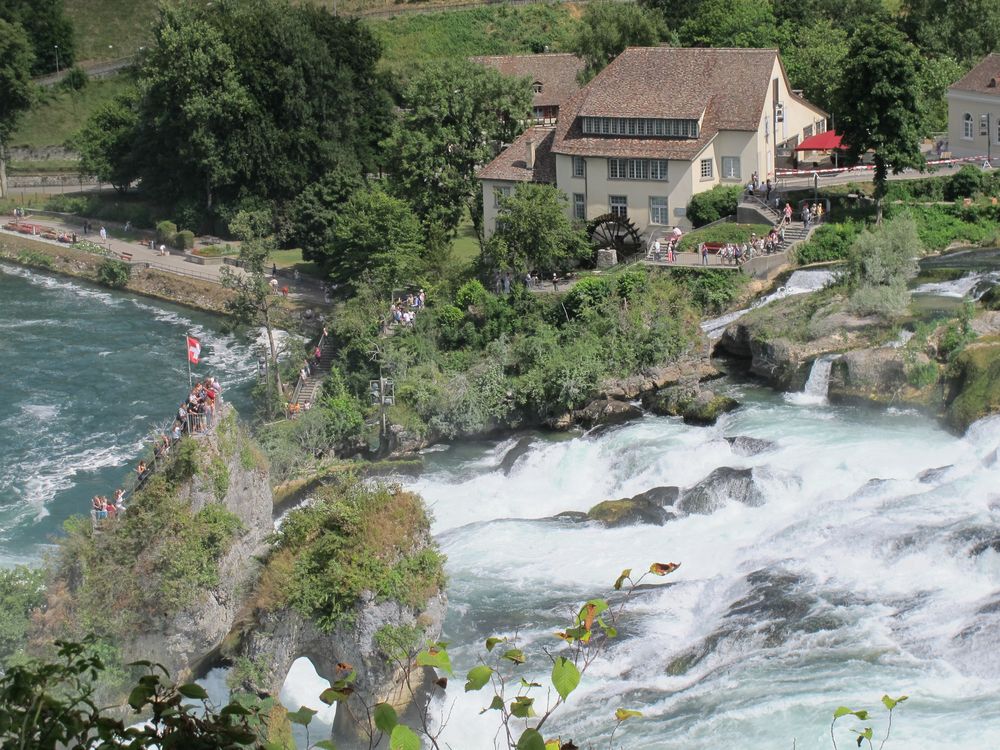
[326, 186, 426, 292]
[678, 0, 780, 48]
[384, 59, 533, 237]
[777, 19, 848, 113]
[75, 0, 390, 223]
[833, 21, 926, 221]
[571, 1, 670, 80]
[72, 96, 140, 192]
[0, 0, 74, 75]
[486, 183, 590, 274]
[899, 0, 1000, 64]
[0, 17, 32, 198]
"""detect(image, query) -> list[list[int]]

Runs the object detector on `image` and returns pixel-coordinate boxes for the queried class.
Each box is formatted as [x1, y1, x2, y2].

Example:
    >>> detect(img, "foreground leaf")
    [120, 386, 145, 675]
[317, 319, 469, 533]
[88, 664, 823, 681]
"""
[516, 728, 546, 750]
[551, 657, 581, 701]
[374, 703, 398, 734]
[615, 708, 643, 721]
[390, 724, 421, 750]
[465, 665, 493, 692]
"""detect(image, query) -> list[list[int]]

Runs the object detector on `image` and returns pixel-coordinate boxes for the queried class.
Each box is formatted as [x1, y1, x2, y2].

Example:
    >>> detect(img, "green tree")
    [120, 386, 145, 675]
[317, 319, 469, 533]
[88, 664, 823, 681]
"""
[78, 0, 391, 221]
[0, 18, 33, 199]
[384, 60, 533, 237]
[220, 211, 286, 406]
[847, 215, 921, 317]
[899, 0, 1000, 64]
[833, 22, 926, 223]
[0, 0, 74, 75]
[679, 0, 779, 47]
[326, 187, 426, 292]
[488, 183, 590, 273]
[284, 155, 365, 265]
[779, 19, 848, 113]
[96, 259, 131, 289]
[571, 1, 669, 80]
[915, 55, 965, 134]
[73, 95, 140, 192]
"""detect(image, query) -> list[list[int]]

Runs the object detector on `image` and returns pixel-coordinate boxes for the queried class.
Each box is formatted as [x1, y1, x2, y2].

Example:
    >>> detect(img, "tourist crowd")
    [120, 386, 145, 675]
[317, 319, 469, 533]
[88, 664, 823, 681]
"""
[90, 377, 223, 525]
[389, 290, 426, 327]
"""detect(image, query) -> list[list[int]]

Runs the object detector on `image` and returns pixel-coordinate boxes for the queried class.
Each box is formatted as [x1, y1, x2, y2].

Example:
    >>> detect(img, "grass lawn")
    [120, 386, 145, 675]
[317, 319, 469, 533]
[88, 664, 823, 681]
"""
[11, 72, 135, 149]
[451, 210, 480, 268]
[65, 0, 158, 62]
[268, 248, 325, 279]
[368, 3, 579, 73]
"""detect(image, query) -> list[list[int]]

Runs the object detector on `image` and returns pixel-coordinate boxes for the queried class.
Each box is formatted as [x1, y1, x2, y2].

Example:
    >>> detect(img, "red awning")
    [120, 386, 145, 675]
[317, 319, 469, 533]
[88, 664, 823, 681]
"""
[794, 131, 844, 151]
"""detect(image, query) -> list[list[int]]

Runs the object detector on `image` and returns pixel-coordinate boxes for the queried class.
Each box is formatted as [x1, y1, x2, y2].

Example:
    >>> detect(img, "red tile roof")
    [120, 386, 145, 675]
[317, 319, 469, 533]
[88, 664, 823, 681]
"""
[552, 47, 825, 160]
[950, 53, 1000, 97]
[477, 126, 556, 183]
[470, 53, 583, 109]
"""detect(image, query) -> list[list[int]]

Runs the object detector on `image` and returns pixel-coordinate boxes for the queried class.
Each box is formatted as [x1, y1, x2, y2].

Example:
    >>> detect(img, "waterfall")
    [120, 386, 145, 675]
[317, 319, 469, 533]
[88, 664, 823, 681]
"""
[784, 354, 837, 406]
[701, 269, 838, 339]
[913, 270, 1000, 299]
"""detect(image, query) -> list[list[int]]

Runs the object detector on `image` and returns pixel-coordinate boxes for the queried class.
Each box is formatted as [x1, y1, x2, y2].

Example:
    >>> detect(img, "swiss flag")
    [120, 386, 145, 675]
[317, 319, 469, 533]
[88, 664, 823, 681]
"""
[187, 336, 201, 365]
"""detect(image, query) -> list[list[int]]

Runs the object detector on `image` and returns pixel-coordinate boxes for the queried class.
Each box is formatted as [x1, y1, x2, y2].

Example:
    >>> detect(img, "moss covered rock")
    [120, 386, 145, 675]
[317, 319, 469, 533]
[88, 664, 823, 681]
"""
[644, 385, 739, 426]
[587, 497, 669, 527]
[947, 339, 1000, 431]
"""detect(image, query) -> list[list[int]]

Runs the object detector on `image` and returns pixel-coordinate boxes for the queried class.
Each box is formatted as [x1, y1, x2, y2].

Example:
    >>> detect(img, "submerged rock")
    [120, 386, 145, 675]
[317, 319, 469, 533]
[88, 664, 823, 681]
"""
[680, 467, 764, 514]
[917, 465, 953, 484]
[725, 436, 777, 456]
[970, 537, 1000, 557]
[498, 436, 535, 475]
[630, 485, 681, 508]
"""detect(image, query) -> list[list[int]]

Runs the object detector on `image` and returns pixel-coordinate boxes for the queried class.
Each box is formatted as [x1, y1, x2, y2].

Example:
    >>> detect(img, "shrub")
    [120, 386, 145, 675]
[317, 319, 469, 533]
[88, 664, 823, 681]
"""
[455, 279, 490, 310]
[155, 220, 177, 246]
[946, 164, 985, 200]
[686, 185, 742, 227]
[615, 268, 648, 301]
[60, 66, 89, 91]
[0, 566, 45, 663]
[847, 215, 920, 318]
[669, 267, 748, 313]
[96, 258, 131, 288]
[563, 276, 612, 318]
[793, 221, 861, 264]
[15, 250, 53, 268]
[174, 230, 195, 250]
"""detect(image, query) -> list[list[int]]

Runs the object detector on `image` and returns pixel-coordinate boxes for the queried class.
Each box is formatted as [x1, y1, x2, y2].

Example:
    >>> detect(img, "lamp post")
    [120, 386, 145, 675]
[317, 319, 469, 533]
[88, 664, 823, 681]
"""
[54, 45, 60, 74]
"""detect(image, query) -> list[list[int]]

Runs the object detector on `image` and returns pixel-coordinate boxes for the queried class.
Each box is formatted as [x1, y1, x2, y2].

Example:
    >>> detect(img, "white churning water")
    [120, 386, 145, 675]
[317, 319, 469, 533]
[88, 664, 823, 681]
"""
[404, 387, 1000, 749]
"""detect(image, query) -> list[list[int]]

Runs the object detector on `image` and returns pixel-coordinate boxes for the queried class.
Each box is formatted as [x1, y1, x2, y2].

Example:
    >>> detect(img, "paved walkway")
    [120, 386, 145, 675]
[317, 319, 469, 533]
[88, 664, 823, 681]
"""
[1, 212, 326, 304]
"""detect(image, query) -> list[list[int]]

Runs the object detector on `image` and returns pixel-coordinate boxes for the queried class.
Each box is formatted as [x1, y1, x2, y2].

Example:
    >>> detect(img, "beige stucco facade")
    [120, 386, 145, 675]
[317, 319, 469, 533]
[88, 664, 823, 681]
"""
[947, 90, 1000, 160]
[480, 179, 518, 238]
[547, 58, 826, 234]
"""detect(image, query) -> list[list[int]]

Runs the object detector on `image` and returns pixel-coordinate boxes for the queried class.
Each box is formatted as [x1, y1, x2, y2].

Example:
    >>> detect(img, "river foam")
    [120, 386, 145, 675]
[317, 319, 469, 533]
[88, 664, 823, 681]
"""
[407, 385, 1000, 749]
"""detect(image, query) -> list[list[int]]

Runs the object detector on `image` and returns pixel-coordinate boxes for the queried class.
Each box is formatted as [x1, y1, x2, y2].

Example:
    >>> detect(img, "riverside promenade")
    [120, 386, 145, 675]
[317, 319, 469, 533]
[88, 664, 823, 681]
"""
[1, 212, 326, 304]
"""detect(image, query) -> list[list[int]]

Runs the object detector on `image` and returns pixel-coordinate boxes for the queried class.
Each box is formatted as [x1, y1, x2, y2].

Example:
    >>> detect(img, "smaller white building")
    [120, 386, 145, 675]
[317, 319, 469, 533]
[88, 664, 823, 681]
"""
[947, 53, 1000, 161]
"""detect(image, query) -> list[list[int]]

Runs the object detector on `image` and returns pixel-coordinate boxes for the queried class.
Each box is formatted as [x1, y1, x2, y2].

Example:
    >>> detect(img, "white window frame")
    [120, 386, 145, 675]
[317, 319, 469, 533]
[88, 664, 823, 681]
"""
[573, 193, 585, 220]
[963, 112, 974, 139]
[721, 156, 741, 180]
[650, 159, 668, 181]
[608, 158, 626, 180]
[649, 197, 668, 225]
[572, 156, 585, 178]
[609, 195, 627, 218]
[700, 158, 714, 180]
[981, 114, 990, 137]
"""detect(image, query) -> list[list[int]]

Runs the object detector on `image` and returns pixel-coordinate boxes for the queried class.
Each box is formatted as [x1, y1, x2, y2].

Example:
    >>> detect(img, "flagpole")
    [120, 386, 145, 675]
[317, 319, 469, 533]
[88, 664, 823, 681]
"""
[186, 334, 193, 390]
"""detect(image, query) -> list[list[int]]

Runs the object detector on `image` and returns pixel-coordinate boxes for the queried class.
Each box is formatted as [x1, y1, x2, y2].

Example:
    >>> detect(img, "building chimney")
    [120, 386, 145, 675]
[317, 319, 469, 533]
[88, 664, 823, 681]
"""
[526, 139, 536, 170]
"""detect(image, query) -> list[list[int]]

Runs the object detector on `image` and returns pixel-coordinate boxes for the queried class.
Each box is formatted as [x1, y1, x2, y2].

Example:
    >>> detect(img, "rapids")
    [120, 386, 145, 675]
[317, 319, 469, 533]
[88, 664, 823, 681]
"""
[405, 385, 1000, 749]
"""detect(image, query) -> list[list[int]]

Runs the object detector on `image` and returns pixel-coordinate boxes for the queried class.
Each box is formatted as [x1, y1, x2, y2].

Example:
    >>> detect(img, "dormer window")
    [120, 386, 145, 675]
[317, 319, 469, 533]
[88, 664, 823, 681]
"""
[580, 116, 699, 139]
[532, 81, 543, 93]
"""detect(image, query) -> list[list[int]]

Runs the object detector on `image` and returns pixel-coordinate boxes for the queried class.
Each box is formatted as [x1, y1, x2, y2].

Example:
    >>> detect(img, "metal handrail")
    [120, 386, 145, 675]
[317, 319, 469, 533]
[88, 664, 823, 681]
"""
[289, 331, 328, 411]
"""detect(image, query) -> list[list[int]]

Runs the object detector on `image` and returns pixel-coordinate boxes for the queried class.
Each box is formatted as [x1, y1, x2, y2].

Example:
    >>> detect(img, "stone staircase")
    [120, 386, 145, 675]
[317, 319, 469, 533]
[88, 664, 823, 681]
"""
[293, 347, 335, 407]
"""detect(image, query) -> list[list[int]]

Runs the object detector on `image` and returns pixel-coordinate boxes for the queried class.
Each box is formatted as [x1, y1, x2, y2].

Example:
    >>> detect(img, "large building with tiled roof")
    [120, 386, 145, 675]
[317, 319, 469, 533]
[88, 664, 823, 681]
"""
[478, 46, 827, 238]
[947, 53, 1000, 160]
[470, 53, 584, 124]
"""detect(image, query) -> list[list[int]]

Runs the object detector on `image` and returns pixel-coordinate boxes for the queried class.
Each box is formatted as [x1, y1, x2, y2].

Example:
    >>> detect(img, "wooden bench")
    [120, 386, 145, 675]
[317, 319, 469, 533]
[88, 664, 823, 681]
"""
[120, 252, 133, 261]
[700, 242, 726, 255]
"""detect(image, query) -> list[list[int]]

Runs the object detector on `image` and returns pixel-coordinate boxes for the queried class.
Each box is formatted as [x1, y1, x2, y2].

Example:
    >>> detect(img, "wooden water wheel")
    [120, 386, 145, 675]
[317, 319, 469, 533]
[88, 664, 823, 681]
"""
[587, 213, 642, 253]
